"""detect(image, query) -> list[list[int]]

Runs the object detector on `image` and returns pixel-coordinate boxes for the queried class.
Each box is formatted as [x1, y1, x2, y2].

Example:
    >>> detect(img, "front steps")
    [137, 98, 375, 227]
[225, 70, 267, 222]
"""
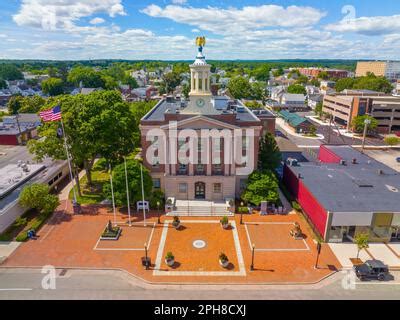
[166, 200, 234, 217]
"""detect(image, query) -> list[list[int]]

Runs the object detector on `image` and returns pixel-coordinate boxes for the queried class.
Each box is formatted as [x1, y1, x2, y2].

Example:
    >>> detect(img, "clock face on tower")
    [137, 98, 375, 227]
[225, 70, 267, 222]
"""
[196, 98, 205, 108]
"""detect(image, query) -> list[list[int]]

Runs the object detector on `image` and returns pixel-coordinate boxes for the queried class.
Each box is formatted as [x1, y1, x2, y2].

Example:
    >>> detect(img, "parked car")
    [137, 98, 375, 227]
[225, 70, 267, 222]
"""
[396, 157, 400, 163]
[354, 260, 389, 281]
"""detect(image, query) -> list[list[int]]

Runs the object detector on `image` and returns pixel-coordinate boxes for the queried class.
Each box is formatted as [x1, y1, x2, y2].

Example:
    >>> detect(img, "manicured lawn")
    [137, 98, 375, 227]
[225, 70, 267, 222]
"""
[69, 169, 109, 205]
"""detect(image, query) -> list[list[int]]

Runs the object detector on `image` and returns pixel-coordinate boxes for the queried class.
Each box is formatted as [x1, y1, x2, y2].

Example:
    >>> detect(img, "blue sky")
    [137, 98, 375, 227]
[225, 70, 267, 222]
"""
[1, 0, 400, 60]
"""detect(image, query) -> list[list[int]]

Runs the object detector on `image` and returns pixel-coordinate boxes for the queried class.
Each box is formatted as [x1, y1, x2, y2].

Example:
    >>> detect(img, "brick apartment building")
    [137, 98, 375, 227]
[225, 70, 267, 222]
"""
[298, 67, 349, 79]
[322, 91, 400, 134]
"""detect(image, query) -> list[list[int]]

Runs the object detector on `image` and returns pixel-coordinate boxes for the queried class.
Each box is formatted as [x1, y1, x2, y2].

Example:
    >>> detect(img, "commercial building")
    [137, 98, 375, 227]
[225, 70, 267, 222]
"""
[140, 40, 272, 206]
[0, 146, 69, 233]
[279, 110, 315, 134]
[322, 91, 400, 134]
[284, 145, 400, 243]
[356, 61, 400, 81]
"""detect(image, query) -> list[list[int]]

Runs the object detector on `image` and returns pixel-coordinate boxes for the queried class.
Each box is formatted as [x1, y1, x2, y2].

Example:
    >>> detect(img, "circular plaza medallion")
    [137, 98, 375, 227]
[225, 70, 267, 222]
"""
[192, 239, 206, 249]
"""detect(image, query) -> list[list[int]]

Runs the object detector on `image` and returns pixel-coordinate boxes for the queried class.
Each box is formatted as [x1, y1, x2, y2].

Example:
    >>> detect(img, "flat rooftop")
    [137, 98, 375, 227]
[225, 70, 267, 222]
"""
[142, 96, 260, 123]
[286, 145, 400, 213]
[0, 163, 45, 199]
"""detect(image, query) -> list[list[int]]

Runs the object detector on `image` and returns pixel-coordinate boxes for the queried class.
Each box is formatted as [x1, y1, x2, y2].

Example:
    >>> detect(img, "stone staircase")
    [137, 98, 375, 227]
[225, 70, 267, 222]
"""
[167, 200, 234, 217]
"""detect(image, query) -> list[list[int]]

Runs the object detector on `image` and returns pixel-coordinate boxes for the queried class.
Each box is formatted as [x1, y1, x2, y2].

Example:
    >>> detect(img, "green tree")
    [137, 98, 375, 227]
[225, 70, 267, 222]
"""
[354, 233, 369, 259]
[7, 95, 24, 114]
[18, 95, 46, 113]
[272, 67, 284, 77]
[351, 115, 378, 133]
[41, 77, 64, 96]
[162, 72, 181, 94]
[19, 183, 60, 214]
[295, 75, 309, 85]
[0, 64, 23, 80]
[250, 82, 266, 101]
[244, 100, 263, 109]
[182, 83, 190, 99]
[101, 75, 118, 90]
[0, 78, 7, 89]
[241, 171, 279, 206]
[310, 78, 320, 87]
[335, 78, 356, 92]
[103, 159, 152, 206]
[315, 102, 323, 117]
[123, 76, 138, 89]
[384, 136, 400, 146]
[287, 84, 306, 95]
[228, 76, 252, 99]
[252, 65, 270, 82]
[28, 91, 136, 192]
[318, 71, 329, 80]
[67, 66, 105, 88]
[258, 132, 281, 171]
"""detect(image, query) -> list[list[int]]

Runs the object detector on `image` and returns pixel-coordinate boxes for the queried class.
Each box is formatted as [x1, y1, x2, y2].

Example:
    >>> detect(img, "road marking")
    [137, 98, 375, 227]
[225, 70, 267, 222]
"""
[0, 288, 33, 291]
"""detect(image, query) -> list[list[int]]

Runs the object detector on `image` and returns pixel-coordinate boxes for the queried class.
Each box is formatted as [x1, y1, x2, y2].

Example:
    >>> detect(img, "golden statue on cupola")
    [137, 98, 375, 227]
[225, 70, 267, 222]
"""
[196, 36, 206, 48]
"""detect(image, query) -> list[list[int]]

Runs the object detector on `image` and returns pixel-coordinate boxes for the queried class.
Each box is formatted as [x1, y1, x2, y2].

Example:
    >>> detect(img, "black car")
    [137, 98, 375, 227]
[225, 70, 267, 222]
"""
[354, 260, 389, 281]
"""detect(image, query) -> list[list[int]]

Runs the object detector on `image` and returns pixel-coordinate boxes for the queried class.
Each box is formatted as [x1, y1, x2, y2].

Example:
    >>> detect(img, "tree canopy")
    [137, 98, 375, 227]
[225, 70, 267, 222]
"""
[258, 132, 282, 171]
[28, 91, 137, 192]
[351, 115, 378, 133]
[0, 64, 23, 80]
[335, 73, 393, 93]
[0, 78, 7, 89]
[7, 95, 46, 114]
[103, 159, 153, 207]
[67, 66, 105, 88]
[241, 171, 279, 206]
[41, 77, 64, 96]
[287, 84, 307, 95]
[19, 183, 60, 214]
[228, 76, 252, 99]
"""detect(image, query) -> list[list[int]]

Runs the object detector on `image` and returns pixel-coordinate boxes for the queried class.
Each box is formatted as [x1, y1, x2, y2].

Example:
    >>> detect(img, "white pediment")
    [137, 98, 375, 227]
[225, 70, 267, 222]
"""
[160, 115, 239, 130]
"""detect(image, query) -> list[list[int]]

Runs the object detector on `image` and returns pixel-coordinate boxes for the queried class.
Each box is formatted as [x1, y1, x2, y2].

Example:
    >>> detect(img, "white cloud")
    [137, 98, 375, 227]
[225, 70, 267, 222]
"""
[90, 17, 106, 25]
[13, 0, 126, 32]
[172, 0, 187, 4]
[325, 15, 400, 36]
[191, 28, 200, 33]
[141, 4, 326, 35]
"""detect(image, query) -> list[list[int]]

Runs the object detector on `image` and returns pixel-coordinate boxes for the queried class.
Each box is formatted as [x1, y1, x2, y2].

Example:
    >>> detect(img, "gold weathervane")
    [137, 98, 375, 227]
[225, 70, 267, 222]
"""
[196, 36, 206, 47]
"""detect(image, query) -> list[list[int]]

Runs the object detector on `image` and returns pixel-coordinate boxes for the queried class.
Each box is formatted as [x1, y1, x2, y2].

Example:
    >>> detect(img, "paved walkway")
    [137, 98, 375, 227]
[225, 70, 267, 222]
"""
[329, 243, 400, 269]
[0, 242, 20, 263]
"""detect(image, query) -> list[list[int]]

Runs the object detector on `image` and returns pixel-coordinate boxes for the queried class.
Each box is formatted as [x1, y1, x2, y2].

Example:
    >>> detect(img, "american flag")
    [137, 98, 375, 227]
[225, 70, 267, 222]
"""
[39, 105, 62, 122]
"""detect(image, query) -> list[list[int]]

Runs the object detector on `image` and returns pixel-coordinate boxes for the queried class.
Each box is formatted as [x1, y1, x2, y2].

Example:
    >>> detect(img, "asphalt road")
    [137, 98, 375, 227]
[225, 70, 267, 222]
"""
[0, 268, 399, 300]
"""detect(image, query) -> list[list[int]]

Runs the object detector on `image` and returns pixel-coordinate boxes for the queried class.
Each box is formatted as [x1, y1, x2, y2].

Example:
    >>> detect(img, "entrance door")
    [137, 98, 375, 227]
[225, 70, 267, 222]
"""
[195, 182, 206, 199]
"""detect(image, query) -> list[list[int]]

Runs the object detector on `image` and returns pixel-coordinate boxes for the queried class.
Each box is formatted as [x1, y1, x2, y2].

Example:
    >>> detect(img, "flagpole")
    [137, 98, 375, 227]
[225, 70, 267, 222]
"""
[109, 163, 117, 226]
[124, 157, 132, 227]
[60, 119, 77, 204]
[140, 164, 146, 227]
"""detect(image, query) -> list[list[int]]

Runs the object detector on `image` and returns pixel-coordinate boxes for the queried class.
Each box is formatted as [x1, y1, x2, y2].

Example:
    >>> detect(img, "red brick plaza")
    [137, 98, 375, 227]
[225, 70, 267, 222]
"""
[2, 200, 340, 284]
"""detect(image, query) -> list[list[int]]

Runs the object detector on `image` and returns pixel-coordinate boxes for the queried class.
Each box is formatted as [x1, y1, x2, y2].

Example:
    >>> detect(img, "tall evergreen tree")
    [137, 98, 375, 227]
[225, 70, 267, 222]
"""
[258, 132, 281, 171]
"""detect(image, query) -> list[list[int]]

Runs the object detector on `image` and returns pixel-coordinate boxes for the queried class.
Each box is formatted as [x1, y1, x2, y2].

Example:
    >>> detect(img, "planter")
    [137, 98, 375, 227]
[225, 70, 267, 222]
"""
[100, 227, 122, 240]
[221, 223, 230, 230]
[172, 222, 181, 230]
[219, 259, 229, 268]
[165, 258, 175, 267]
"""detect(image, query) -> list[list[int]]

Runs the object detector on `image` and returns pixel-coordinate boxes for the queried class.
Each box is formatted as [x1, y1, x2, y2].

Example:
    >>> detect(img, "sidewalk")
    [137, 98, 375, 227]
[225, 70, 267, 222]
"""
[0, 242, 21, 263]
[58, 169, 87, 201]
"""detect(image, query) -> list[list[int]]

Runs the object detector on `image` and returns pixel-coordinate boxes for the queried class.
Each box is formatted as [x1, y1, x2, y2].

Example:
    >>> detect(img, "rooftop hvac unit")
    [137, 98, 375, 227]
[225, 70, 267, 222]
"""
[286, 158, 298, 167]
[340, 160, 347, 166]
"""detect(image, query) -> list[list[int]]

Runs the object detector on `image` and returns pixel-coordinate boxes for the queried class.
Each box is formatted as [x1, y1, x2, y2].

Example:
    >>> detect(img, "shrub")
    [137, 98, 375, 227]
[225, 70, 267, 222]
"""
[292, 201, 302, 211]
[165, 252, 174, 260]
[219, 253, 228, 262]
[220, 216, 229, 225]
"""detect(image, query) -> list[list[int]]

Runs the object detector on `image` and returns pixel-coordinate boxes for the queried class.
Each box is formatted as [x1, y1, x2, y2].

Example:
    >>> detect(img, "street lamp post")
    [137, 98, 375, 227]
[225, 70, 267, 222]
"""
[251, 243, 255, 271]
[157, 201, 161, 224]
[240, 201, 244, 225]
[361, 118, 371, 154]
[315, 242, 322, 269]
[144, 242, 149, 270]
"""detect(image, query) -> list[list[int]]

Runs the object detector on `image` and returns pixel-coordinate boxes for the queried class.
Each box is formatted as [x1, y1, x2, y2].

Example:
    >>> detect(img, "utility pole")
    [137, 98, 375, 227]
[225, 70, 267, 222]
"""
[327, 113, 332, 144]
[361, 118, 371, 154]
